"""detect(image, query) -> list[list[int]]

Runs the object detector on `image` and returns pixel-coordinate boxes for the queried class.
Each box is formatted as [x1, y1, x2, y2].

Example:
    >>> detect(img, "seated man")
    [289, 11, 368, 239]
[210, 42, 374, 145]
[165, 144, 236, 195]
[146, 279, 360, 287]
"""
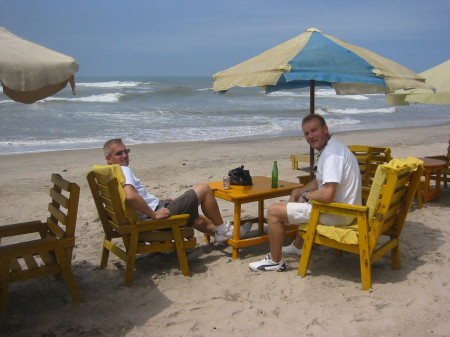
[249, 114, 362, 271]
[103, 138, 251, 242]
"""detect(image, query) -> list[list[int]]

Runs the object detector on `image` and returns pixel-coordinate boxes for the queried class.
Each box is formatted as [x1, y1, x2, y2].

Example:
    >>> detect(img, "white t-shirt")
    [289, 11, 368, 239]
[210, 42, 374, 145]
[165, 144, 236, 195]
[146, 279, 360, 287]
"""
[315, 136, 362, 225]
[121, 166, 159, 219]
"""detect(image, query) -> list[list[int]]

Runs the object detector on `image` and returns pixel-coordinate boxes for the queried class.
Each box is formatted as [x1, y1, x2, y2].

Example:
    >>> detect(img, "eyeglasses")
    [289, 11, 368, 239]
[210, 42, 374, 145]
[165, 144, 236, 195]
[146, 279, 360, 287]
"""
[114, 149, 130, 157]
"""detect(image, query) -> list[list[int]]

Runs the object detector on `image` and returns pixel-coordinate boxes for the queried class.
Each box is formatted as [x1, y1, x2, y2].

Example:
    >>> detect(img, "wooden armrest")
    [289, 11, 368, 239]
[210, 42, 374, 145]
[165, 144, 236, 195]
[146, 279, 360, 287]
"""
[0, 237, 58, 255]
[136, 214, 190, 231]
[310, 200, 367, 217]
[0, 221, 46, 238]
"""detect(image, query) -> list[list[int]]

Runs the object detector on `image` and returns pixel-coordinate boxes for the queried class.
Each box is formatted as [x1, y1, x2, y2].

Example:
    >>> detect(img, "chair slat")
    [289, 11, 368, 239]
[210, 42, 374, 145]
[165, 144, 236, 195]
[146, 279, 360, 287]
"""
[23, 255, 39, 270]
[46, 217, 66, 239]
[48, 203, 68, 225]
[49, 188, 70, 209]
[39, 251, 56, 266]
[10, 258, 22, 272]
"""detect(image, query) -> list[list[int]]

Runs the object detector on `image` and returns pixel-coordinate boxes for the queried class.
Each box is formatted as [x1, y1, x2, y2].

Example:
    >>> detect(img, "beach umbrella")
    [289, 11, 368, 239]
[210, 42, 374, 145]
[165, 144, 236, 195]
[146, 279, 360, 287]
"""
[0, 27, 79, 104]
[212, 28, 433, 174]
[388, 59, 450, 105]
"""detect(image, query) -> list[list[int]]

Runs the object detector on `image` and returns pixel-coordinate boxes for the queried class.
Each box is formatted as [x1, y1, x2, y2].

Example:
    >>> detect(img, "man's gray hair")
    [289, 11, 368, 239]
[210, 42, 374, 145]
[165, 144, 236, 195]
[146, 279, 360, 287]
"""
[103, 138, 123, 156]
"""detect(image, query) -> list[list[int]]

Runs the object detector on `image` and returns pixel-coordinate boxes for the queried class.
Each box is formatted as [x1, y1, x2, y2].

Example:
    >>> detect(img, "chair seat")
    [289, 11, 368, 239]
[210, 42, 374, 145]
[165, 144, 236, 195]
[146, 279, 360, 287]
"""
[298, 222, 359, 245]
[138, 226, 195, 242]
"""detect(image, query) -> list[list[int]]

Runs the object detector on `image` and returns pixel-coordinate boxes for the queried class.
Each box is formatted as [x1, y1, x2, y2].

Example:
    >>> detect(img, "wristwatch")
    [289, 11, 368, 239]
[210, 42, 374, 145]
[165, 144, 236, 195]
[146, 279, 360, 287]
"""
[301, 191, 309, 202]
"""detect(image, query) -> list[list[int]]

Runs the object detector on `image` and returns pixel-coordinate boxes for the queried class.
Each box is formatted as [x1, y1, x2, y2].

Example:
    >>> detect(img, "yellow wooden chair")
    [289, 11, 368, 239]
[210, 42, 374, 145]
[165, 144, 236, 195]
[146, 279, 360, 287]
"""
[86, 165, 196, 286]
[297, 157, 423, 290]
[0, 174, 82, 314]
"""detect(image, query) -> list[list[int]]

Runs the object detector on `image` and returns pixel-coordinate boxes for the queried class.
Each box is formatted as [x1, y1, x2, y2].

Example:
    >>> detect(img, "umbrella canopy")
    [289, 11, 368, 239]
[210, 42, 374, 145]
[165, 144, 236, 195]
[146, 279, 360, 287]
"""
[213, 28, 432, 102]
[0, 27, 79, 104]
[388, 59, 450, 105]
[212, 28, 433, 175]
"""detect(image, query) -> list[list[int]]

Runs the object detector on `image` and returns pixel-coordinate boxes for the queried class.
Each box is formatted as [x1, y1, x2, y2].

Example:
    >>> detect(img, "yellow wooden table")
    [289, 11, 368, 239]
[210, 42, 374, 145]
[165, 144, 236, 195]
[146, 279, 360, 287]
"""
[207, 176, 302, 258]
[417, 157, 447, 207]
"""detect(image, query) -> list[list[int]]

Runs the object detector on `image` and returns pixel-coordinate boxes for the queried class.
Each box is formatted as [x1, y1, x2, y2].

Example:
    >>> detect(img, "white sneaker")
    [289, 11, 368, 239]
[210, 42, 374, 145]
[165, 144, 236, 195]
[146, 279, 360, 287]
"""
[249, 254, 287, 272]
[282, 241, 303, 256]
[215, 221, 252, 243]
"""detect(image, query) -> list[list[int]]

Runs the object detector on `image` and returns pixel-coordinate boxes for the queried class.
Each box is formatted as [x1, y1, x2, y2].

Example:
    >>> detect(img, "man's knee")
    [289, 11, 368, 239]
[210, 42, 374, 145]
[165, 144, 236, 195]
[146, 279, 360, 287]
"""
[193, 183, 213, 200]
[267, 203, 287, 222]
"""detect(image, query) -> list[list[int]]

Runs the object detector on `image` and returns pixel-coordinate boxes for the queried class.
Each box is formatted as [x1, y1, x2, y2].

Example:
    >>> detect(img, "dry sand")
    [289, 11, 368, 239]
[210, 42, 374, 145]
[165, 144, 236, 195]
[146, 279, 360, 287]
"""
[1, 123, 449, 337]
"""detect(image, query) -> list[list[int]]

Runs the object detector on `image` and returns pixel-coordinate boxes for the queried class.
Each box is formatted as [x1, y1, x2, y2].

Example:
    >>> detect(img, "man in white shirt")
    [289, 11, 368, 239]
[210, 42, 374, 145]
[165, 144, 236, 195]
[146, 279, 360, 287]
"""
[103, 139, 250, 242]
[249, 114, 362, 271]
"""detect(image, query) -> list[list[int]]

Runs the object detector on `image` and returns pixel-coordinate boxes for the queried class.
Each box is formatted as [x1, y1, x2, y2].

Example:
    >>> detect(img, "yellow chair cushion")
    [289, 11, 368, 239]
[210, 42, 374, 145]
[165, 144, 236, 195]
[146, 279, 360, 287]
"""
[92, 164, 139, 222]
[299, 222, 359, 245]
[366, 156, 423, 220]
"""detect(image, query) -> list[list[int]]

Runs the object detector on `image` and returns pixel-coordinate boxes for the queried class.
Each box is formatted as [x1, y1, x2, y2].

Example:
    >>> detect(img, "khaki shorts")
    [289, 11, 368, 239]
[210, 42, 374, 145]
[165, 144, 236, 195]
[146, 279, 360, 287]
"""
[158, 189, 199, 226]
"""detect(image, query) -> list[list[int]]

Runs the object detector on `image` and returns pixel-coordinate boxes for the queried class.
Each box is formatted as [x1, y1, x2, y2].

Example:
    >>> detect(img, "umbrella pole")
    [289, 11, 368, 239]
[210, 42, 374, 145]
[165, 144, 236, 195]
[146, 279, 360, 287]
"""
[309, 80, 315, 180]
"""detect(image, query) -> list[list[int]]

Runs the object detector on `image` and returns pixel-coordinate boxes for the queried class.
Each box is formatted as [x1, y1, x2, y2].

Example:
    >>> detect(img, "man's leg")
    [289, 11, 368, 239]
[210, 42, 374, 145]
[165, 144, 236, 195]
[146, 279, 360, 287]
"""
[267, 202, 290, 262]
[192, 215, 216, 235]
[191, 183, 252, 241]
[248, 202, 290, 272]
[284, 193, 306, 252]
[192, 183, 224, 226]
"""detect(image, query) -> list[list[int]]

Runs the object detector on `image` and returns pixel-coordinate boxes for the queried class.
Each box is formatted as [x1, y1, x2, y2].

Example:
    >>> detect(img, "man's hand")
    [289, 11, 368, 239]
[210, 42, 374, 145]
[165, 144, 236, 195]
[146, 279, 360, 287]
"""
[153, 207, 171, 219]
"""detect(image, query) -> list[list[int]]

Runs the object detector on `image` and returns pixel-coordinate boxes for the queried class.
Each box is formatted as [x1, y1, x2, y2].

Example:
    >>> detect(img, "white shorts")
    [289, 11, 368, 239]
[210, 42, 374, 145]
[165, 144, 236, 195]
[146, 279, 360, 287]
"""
[286, 202, 312, 224]
[286, 202, 355, 226]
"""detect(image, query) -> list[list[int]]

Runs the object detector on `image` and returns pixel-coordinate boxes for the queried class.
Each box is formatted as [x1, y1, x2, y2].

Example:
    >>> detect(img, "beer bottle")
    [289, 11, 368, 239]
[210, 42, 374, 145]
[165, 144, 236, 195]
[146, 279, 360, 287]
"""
[271, 161, 278, 188]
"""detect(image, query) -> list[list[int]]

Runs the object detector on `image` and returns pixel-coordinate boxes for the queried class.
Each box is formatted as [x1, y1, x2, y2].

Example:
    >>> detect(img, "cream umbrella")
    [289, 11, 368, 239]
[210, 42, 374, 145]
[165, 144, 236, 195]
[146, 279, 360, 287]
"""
[0, 27, 79, 104]
[388, 59, 450, 105]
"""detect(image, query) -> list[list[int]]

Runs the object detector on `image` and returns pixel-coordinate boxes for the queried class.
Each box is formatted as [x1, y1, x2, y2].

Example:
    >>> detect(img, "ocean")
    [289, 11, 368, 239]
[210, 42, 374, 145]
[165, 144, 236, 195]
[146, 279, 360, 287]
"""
[1, 76, 449, 155]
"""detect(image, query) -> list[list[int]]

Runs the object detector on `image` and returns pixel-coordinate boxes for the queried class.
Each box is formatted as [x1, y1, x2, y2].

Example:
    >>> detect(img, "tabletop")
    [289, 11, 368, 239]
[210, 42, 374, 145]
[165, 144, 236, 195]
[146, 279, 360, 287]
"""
[419, 157, 447, 168]
[208, 176, 302, 202]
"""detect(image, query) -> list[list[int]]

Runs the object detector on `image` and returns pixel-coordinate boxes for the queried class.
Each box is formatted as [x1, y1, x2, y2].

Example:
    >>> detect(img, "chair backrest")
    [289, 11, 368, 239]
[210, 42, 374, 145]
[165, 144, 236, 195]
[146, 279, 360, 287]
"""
[47, 173, 80, 240]
[348, 145, 392, 188]
[365, 158, 423, 249]
[87, 170, 138, 238]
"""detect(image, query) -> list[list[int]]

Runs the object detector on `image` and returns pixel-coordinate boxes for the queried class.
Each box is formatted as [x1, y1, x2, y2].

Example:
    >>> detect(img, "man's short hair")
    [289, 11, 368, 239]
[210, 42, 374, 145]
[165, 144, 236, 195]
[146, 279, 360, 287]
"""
[302, 114, 327, 127]
[103, 138, 123, 156]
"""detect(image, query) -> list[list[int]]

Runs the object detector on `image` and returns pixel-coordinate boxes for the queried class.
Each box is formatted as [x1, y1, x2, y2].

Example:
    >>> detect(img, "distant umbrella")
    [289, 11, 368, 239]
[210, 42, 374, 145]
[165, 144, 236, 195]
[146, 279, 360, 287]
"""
[388, 59, 450, 105]
[212, 28, 433, 174]
[0, 27, 79, 104]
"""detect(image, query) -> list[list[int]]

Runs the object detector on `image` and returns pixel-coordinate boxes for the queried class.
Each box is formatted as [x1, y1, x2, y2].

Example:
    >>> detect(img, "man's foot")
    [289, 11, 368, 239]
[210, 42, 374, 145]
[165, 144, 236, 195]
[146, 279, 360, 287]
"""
[249, 254, 287, 272]
[214, 221, 252, 243]
[282, 241, 303, 256]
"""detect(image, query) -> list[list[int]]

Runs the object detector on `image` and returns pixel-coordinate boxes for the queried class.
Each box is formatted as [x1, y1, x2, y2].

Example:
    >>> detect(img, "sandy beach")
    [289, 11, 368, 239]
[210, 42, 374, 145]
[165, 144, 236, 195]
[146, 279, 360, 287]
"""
[1, 123, 449, 337]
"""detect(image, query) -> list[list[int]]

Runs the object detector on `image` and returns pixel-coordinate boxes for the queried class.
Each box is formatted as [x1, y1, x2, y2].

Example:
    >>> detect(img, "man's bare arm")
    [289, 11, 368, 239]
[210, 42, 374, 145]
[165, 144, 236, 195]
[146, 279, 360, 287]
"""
[123, 184, 170, 219]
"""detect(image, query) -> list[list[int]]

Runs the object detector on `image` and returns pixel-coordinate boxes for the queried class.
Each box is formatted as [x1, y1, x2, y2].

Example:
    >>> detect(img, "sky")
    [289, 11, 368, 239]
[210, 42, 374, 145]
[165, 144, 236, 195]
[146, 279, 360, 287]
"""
[1, 0, 450, 78]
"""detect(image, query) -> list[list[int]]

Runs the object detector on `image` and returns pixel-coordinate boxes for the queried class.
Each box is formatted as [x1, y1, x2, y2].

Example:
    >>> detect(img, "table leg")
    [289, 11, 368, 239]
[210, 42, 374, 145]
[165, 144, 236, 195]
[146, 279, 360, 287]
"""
[423, 169, 431, 204]
[434, 168, 443, 194]
[232, 203, 242, 259]
[423, 167, 443, 204]
[258, 200, 264, 235]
